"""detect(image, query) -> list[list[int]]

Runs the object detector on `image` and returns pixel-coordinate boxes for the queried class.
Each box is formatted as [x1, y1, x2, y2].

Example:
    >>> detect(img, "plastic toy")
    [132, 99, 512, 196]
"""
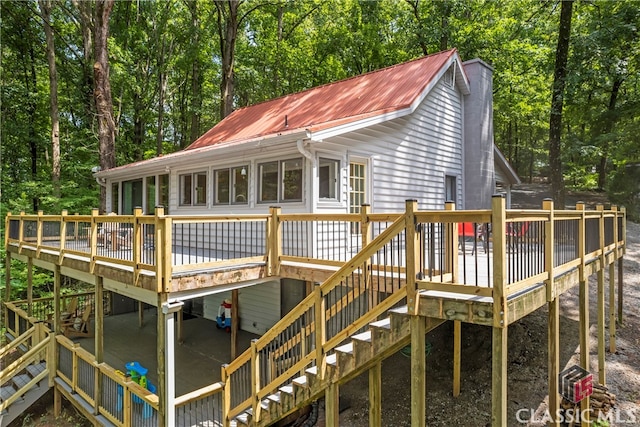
[216, 299, 232, 332]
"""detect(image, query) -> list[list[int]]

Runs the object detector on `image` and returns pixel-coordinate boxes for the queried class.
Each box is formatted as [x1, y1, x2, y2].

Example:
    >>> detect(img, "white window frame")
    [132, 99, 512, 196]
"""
[258, 157, 304, 203]
[318, 157, 340, 201]
[179, 171, 208, 206]
[214, 165, 249, 205]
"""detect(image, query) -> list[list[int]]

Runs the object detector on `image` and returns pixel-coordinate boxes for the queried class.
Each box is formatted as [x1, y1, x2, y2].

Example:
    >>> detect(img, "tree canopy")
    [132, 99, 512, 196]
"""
[1, 0, 639, 217]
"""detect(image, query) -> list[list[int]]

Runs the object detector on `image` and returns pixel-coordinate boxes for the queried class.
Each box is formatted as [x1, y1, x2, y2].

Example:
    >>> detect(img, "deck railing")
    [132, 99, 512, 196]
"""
[3, 199, 627, 427]
[56, 335, 159, 427]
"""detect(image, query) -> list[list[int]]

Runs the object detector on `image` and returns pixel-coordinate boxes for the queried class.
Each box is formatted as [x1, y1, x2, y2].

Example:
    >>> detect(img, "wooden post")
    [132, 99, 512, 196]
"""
[369, 361, 382, 427]
[95, 276, 104, 416]
[576, 204, 590, 424]
[361, 204, 374, 305]
[18, 211, 25, 254]
[314, 287, 326, 380]
[231, 289, 239, 359]
[597, 204, 606, 385]
[491, 195, 507, 427]
[36, 210, 43, 256]
[609, 206, 617, 353]
[95, 276, 104, 362]
[90, 208, 99, 274]
[405, 200, 420, 315]
[133, 207, 143, 285]
[251, 339, 262, 422]
[453, 320, 461, 397]
[4, 250, 11, 303]
[177, 309, 184, 343]
[221, 365, 231, 427]
[54, 265, 61, 336]
[544, 199, 560, 427]
[325, 382, 340, 427]
[618, 207, 625, 325]
[268, 206, 282, 277]
[445, 201, 458, 283]
[410, 315, 426, 427]
[138, 301, 145, 327]
[157, 293, 167, 427]
[609, 263, 616, 353]
[27, 258, 33, 317]
[59, 210, 68, 263]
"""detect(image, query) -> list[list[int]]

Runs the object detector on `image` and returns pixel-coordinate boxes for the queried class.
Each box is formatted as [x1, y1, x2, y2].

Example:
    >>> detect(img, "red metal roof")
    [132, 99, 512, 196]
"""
[187, 49, 458, 150]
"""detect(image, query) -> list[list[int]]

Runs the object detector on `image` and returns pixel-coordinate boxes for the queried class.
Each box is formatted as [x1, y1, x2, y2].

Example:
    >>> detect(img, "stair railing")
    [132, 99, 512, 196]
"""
[0, 323, 51, 413]
[222, 204, 412, 425]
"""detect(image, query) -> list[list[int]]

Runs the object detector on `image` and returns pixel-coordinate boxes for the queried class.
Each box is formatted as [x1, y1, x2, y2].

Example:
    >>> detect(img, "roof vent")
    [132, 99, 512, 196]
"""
[284, 115, 288, 128]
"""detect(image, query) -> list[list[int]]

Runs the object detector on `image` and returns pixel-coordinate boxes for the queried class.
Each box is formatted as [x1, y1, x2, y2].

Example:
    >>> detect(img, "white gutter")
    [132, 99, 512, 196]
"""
[296, 139, 316, 168]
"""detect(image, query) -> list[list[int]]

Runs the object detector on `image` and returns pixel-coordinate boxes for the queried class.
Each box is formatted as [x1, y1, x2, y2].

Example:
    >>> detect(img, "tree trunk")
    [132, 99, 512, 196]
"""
[596, 78, 622, 190]
[217, 0, 240, 119]
[39, 0, 61, 200]
[72, 0, 95, 125]
[548, 0, 573, 208]
[94, 0, 116, 213]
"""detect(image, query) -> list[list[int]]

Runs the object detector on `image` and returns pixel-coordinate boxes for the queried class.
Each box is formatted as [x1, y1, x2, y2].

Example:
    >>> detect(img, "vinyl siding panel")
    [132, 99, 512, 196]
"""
[203, 280, 281, 335]
[326, 77, 464, 212]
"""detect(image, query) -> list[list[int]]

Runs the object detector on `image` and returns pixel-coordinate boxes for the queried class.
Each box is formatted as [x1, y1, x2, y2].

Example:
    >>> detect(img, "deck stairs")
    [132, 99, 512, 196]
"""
[232, 305, 443, 426]
[0, 328, 51, 427]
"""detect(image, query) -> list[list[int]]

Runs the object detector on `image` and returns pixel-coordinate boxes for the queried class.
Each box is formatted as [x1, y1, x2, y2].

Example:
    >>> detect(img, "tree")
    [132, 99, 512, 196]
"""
[94, 0, 116, 213]
[548, 0, 573, 208]
[38, 0, 61, 201]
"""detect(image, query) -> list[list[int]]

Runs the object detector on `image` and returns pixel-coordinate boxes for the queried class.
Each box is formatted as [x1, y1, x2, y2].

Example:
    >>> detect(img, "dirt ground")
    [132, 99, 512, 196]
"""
[331, 186, 640, 426]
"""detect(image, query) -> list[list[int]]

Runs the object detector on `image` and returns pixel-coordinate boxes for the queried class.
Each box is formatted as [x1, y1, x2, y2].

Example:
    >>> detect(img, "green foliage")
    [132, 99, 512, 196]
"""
[1, 0, 638, 215]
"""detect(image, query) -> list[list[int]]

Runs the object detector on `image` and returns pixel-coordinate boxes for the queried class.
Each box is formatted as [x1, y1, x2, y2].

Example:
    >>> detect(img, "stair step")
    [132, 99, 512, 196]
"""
[335, 342, 355, 374]
[235, 412, 251, 425]
[351, 330, 372, 342]
[389, 306, 412, 330]
[351, 330, 373, 364]
[1, 385, 17, 402]
[370, 317, 391, 329]
[279, 385, 294, 395]
[292, 375, 307, 388]
[335, 342, 353, 355]
[326, 353, 337, 366]
[12, 374, 35, 390]
[26, 362, 47, 378]
[267, 391, 281, 404]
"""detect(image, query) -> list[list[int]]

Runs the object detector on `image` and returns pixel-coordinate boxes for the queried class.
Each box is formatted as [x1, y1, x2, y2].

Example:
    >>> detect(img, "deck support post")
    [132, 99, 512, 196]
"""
[491, 326, 507, 427]
[54, 265, 61, 336]
[617, 257, 623, 325]
[597, 204, 606, 385]
[369, 360, 382, 427]
[491, 195, 507, 427]
[231, 289, 239, 359]
[158, 298, 183, 427]
[609, 263, 616, 353]
[410, 315, 426, 427]
[326, 381, 340, 427]
[405, 200, 420, 315]
[95, 276, 104, 416]
[548, 297, 560, 427]
[138, 301, 144, 327]
[453, 320, 461, 397]
[579, 278, 591, 423]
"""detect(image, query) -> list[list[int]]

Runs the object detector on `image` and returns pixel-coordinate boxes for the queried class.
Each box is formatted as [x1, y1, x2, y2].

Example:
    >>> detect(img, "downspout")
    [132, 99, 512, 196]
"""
[95, 176, 107, 188]
[296, 139, 316, 168]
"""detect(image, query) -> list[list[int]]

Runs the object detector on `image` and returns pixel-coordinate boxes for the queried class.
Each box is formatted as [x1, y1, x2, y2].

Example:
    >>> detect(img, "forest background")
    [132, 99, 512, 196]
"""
[0, 0, 639, 291]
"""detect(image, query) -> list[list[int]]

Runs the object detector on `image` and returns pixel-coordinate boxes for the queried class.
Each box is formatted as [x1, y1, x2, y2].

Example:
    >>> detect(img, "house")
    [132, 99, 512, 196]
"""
[98, 49, 518, 217]
[10, 49, 612, 427]
[95, 49, 519, 333]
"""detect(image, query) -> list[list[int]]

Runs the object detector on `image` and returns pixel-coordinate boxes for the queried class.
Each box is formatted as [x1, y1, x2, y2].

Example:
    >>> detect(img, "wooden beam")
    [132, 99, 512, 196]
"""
[95, 276, 104, 363]
[491, 325, 507, 427]
[4, 251, 10, 303]
[410, 315, 426, 427]
[27, 258, 33, 317]
[453, 320, 461, 397]
[138, 301, 144, 328]
[157, 293, 167, 427]
[579, 279, 591, 424]
[405, 200, 419, 314]
[548, 297, 560, 427]
[618, 257, 623, 325]
[54, 265, 61, 335]
[325, 381, 339, 427]
[369, 361, 382, 427]
[609, 263, 616, 353]
[231, 289, 239, 359]
[597, 267, 606, 385]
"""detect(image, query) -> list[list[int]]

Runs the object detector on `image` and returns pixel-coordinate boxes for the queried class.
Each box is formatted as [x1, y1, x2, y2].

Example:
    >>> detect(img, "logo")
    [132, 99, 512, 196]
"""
[559, 364, 593, 403]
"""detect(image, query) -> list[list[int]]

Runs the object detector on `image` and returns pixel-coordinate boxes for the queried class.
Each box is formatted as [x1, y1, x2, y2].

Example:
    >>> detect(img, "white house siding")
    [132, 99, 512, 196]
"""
[325, 78, 464, 212]
[203, 280, 281, 335]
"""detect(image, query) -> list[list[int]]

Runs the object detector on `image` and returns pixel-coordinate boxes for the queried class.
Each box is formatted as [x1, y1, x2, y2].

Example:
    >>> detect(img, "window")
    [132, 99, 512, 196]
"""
[349, 162, 366, 214]
[444, 65, 455, 87]
[215, 165, 248, 205]
[319, 158, 339, 200]
[180, 172, 207, 206]
[146, 176, 156, 214]
[158, 174, 169, 213]
[259, 158, 303, 203]
[111, 183, 119, 214]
